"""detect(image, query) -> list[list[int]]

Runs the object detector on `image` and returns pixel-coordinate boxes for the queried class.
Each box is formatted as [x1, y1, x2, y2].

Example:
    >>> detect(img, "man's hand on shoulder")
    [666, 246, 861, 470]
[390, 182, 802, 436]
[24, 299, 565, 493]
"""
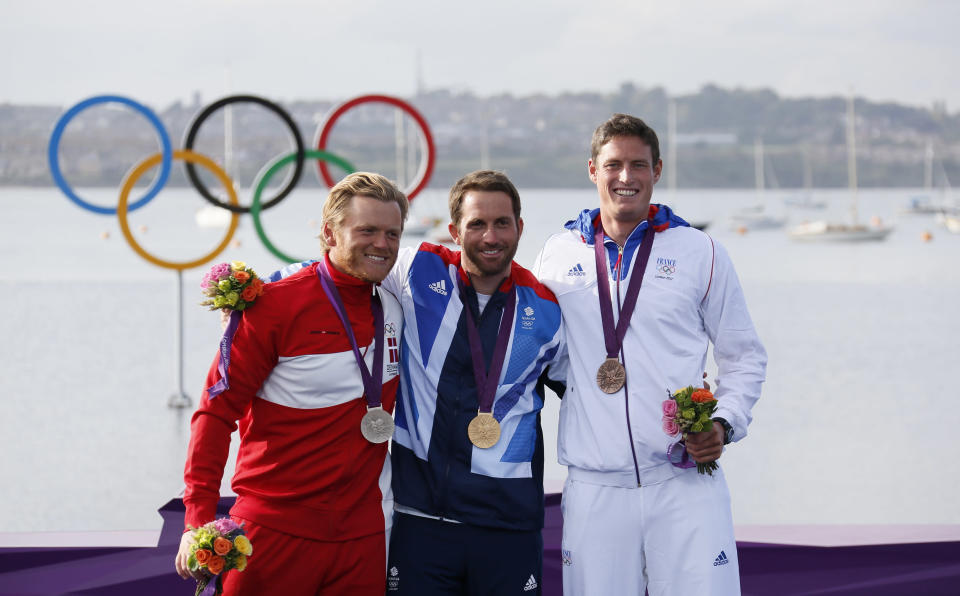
[684, 424, 725, 464]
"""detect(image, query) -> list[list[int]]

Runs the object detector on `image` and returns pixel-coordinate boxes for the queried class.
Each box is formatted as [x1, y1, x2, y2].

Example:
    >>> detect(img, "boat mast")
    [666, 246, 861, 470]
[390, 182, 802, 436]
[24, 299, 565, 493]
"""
[394, 110, 406, 188]
[667, 98, 677, 203]
[754, 136, 765, 202]
[224, 64, 234, 188]
[846, 92, 858, 225]
[802, 145, 813, 194]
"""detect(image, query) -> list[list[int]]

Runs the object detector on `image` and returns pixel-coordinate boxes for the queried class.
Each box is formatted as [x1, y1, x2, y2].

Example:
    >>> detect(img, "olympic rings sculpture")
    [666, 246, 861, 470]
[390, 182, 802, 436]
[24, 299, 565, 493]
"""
[48, 93, 436, 270]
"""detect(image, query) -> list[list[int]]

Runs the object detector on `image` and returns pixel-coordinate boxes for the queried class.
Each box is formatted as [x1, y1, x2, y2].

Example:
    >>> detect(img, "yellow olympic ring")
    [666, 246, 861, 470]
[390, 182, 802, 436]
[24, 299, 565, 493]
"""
[117, 150, 240, 270]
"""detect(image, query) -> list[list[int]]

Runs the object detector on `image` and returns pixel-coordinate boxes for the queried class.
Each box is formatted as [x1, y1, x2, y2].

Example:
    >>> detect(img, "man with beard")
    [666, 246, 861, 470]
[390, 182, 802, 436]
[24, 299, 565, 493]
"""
[382, 170, 564, 595]
[535, 114, 766, 595]
[271, 171, 565, 594]
[175, 172, 407, 595]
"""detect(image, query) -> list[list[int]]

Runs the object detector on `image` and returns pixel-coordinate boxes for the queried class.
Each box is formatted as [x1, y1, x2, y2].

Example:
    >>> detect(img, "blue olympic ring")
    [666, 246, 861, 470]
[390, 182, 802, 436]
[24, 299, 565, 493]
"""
[48, 95, 173, 215]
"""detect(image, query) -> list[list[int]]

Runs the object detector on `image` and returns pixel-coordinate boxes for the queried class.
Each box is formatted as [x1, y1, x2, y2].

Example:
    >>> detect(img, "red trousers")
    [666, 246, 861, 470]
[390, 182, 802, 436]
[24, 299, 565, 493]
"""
[222, 517, 387, 596]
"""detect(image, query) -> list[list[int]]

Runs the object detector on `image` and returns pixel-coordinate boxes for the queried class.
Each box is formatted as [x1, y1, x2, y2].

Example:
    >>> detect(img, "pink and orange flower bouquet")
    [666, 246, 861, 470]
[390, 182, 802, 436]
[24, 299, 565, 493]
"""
[662, 386, 719, 475]
[200, 261, 263, 311]
[187, 518, 253, 596]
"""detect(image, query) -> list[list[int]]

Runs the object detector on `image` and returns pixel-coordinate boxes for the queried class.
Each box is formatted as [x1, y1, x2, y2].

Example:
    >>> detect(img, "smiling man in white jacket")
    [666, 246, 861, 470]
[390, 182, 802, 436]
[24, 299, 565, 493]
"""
[534, 113, 767, 596]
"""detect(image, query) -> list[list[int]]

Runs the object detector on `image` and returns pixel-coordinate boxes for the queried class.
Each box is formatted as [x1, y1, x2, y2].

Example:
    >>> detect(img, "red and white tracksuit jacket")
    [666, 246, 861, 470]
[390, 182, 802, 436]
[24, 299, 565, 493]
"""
[183, 257, 402, 541]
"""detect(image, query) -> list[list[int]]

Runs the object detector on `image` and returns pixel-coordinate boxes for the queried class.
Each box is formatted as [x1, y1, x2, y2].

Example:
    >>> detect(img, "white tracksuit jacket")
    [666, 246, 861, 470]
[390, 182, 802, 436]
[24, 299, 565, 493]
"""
[534, 205, 767, 485]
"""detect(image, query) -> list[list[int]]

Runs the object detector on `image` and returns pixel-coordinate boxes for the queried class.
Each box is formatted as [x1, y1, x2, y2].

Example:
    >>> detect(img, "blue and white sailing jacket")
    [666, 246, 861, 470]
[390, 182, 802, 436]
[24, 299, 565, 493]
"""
[534, 205, 766, 486]
[381, 243, 565, 531]
[270, 244, 564, 529]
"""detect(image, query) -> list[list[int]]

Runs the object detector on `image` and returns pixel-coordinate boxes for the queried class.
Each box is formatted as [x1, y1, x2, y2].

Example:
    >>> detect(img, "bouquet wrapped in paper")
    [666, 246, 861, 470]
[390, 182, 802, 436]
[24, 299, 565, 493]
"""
[187, 517, 253, 596]
[662, 386, 719, 475]
[200, 261, 263, 311]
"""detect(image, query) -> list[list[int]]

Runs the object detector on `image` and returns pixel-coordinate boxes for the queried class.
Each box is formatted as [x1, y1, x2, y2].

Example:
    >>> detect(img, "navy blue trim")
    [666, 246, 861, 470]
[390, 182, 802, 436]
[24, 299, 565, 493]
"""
[564, 204, 691, 280]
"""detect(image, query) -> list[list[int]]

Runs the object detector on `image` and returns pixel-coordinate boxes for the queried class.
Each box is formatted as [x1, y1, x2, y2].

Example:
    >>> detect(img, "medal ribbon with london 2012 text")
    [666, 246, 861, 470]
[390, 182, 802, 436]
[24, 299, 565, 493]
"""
[316, 260, 393, 444]
[457, 276, 517, 449]
[593, 221, 656, 393]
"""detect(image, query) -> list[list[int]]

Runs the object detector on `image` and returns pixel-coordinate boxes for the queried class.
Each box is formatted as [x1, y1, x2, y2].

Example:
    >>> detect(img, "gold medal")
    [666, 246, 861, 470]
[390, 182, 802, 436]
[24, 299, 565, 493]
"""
[597, 358, 626, 394]
[467, 412, 501, 449]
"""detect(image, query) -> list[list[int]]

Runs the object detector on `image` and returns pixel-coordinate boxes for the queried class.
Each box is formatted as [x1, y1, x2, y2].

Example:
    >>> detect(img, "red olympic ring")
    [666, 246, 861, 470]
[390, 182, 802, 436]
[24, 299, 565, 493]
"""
[314, 94, 436, 201]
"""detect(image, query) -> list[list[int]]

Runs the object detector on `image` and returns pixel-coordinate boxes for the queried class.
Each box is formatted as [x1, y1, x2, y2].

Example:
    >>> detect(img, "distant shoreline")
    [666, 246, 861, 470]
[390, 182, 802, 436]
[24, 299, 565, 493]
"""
[4, 84, 958, 189]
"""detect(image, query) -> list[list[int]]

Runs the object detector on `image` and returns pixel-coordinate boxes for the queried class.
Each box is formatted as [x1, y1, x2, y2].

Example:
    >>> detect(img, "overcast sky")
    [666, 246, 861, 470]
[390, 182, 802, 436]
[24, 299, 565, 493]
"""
[3, 0, 958, 112]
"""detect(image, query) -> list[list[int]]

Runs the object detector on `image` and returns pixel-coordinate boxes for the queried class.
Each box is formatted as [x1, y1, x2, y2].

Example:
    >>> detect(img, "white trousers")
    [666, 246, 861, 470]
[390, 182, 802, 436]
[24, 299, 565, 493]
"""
[561, 466, 741, 596]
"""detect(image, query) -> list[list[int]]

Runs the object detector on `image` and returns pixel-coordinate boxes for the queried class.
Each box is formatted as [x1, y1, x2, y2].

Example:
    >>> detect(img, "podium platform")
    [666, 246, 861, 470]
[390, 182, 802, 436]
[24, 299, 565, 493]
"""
[2, 495, 958, 595]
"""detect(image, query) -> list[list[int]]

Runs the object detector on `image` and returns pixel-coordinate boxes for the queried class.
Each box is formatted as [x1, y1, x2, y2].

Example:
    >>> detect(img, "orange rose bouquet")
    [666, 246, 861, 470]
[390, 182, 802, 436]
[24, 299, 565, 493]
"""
[187, 517, 253, 596]
[200, 261, 264, 312]
[662, 386, 719, 475]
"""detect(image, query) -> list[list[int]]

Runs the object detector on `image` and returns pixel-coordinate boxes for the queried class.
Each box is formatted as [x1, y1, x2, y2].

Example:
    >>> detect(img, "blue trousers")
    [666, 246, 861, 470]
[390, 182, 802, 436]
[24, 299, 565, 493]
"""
[386, 512, 543, 595]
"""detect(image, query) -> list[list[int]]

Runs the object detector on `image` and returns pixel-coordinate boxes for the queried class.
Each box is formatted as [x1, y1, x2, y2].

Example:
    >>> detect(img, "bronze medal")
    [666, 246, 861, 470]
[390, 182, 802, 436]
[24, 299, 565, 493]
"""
[597, 357, 626, 394]
[592, 223, 656, 397]
[360, 406, 395, 444]
[467, 412, 501, 449]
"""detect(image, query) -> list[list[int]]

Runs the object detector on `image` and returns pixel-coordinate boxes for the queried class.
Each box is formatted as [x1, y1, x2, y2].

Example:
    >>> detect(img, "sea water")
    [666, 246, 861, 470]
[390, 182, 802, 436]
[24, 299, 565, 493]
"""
[1, 186, 958, 533]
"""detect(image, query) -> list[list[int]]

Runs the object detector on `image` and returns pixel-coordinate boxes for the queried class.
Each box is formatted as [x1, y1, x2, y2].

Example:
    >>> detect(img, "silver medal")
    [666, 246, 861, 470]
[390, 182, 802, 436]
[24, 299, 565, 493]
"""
[360, 406, 395, 444]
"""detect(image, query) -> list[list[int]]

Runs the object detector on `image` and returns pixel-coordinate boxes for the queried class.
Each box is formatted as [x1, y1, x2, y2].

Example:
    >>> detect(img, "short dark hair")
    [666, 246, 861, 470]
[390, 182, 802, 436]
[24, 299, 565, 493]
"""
[590, 113, 661, 164]
[448, 170, 521, 228]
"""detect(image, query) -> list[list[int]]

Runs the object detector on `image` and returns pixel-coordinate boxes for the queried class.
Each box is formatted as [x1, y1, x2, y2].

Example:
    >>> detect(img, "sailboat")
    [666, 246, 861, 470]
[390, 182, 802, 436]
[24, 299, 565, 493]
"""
[901, 141, 940, 215]
[903, 140, 960, 218]
[665, 99, 710, 231]
[788, 94, 893, 242]
[729, 137, 787, 230]
[783, 146, 827, 209]
[932, 160, 960, 233]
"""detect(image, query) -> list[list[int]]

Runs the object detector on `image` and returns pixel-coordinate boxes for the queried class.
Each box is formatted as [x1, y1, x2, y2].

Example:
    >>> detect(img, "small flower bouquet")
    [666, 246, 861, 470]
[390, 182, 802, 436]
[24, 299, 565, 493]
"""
[201, 261, 264, 311]
[662, 386, 719, 475]
[187, 517, 253, 596]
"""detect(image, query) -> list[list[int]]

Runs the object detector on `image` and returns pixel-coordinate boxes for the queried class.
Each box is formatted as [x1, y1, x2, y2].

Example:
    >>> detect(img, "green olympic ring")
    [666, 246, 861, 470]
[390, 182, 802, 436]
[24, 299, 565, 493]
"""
[251, 149, 356, 264]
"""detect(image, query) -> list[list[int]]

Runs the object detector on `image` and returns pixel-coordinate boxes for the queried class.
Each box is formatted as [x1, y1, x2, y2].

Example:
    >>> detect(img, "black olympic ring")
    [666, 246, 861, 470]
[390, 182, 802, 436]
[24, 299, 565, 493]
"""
[182, 94, 305, 214]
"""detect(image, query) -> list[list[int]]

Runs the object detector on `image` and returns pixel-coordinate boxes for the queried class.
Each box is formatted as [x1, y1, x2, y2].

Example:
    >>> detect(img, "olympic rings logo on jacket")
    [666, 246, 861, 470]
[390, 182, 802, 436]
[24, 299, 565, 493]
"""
[48, 94, 436, 270]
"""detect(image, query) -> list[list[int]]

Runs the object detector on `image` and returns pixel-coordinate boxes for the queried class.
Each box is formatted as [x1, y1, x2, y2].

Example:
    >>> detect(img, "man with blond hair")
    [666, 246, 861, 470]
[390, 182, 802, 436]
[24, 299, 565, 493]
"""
[175, 172, 408, 595]
[270, 170, 566, 594]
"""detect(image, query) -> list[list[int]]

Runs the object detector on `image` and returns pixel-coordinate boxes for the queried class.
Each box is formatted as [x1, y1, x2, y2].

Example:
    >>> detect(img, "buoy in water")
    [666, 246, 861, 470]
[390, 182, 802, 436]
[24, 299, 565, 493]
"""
[736, 225, 748, 235]
[921, 230, 933, 242]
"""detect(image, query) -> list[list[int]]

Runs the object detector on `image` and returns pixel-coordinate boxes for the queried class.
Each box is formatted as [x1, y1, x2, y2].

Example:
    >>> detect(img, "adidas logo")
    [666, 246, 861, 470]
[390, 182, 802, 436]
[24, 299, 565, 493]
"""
[713, 550, 730, 566]
[567, 263, 586, 277]
[523, 574, 538, 591]
[428, 280, 448, 295]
